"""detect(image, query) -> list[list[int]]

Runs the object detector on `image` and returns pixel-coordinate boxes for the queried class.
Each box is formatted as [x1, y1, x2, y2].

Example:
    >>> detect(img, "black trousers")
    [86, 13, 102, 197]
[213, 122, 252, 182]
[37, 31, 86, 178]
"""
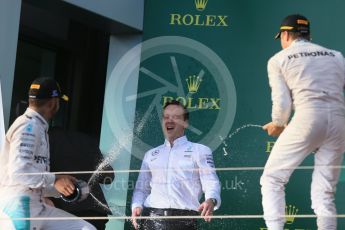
[139, 207, 198, 230]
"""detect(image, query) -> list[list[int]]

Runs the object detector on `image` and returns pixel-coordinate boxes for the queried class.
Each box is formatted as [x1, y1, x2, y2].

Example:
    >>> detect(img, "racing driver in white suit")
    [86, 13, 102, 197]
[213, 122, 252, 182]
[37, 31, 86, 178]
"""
[0, 78, 95, 229]
[261, 14, 345, 230]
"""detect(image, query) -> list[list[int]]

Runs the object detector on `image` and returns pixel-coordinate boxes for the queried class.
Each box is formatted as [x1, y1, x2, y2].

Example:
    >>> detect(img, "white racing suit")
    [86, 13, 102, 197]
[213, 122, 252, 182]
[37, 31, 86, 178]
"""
[261, 39, 345, 230]
[0, 108, 95, 230]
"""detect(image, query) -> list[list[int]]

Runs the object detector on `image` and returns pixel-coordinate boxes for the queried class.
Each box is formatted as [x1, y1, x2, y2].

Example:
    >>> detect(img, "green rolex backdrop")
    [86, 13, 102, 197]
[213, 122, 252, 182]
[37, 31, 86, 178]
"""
[101, 0, 345, 229]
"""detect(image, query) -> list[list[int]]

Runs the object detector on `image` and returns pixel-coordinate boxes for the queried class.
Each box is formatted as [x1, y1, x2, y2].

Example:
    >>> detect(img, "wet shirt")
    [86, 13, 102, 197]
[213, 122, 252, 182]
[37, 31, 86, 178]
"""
[131, 136, 221, 211]
[267, 40, 345, 126]
[0, 108, 55, 195]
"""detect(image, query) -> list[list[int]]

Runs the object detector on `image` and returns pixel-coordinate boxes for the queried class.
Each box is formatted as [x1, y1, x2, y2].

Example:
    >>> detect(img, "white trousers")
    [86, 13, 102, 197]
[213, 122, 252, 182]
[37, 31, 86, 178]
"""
[0, 195, 96, 230]
[261, 108, 345, 230]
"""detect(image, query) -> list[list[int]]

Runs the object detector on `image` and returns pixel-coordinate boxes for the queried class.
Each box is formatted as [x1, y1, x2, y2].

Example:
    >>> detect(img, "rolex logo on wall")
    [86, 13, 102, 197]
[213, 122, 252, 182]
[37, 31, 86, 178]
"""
[186, 75, 202, 94]
[170, 0, 229, 27]
[285, 205, 299, 225]
[195, 0, 208, 11]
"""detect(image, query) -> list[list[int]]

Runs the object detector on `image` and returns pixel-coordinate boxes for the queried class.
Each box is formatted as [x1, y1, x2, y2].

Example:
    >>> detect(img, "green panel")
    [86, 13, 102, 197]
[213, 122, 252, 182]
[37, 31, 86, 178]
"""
[124, 0, 345, 229]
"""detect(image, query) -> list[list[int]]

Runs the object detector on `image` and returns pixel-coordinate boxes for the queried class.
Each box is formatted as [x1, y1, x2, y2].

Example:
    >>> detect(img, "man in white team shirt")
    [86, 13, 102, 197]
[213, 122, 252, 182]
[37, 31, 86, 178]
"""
[0, 78, 96, 230]
[131, 100, 221, 230]
[262, 14, 345, 230]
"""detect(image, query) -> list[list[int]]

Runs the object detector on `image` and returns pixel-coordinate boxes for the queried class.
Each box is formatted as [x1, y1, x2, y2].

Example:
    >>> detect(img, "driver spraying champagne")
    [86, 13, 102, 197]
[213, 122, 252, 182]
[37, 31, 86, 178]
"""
[262, 14, 345, 230]
[0, 78, 96, 230]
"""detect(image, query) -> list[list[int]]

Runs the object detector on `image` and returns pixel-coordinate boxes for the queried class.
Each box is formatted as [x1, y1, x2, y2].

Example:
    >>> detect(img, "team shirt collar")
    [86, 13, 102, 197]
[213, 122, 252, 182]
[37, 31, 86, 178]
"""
[164, 135, 188, 148]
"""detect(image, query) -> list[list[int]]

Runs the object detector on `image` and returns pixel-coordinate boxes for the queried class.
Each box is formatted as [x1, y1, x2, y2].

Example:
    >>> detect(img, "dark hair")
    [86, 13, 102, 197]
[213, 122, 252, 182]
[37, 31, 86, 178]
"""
[288, 31, 311, 41]
[28, 98, 51, 107]
[163, 100, 189, 121]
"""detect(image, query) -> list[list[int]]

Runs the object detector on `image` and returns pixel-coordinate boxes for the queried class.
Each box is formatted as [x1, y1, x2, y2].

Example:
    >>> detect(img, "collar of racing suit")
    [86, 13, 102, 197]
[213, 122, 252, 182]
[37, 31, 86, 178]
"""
[291, 38, 309, 46]
[24, 108, 49, 132]
[164, 135, 188, 148]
